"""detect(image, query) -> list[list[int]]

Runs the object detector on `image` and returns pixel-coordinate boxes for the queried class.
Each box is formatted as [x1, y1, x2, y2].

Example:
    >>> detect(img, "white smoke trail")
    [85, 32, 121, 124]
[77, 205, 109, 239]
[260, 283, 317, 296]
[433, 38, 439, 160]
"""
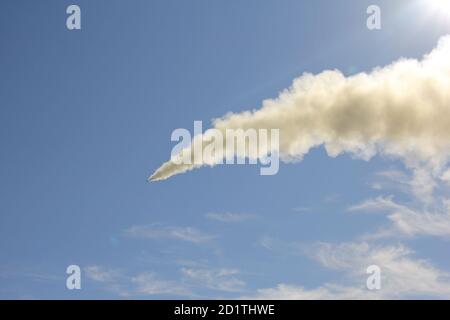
[149, 35, 450, 182]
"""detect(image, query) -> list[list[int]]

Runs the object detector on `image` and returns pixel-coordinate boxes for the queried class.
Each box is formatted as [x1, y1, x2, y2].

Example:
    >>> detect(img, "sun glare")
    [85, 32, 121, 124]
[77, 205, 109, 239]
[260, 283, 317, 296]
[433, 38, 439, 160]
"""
[428, 0, 450, 15]
[415, 0, 450, 24]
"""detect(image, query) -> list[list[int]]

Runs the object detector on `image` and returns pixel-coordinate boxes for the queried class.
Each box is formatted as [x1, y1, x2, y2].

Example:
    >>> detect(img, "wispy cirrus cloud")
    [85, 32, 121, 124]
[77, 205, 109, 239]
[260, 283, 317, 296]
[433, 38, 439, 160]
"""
[85, 265, 121, 283]
[181, 267, 245, 292]
[205, 212, 255, 223]
[442, 169, 450, 184]
[131, 273, 193, 297]
[370, 167, 439, 204]
[85, 265, 131, 297]
[348, 161, 450, 240]
[246, 241, 450, 300]
[124, 224, 215, 244]
[85, 265, 193, 298]
[84, 263, 246, 298]
[349, 196, 450, 239]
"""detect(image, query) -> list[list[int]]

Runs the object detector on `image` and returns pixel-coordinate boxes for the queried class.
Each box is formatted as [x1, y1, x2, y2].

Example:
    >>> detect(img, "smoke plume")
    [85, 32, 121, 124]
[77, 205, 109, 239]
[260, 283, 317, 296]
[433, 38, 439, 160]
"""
[150, 36, 450, 182]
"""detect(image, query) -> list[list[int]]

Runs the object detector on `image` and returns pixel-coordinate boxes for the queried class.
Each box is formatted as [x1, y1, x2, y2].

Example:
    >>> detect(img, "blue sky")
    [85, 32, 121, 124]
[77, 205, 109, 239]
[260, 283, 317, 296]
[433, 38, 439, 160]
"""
[1, 0, 450, 299]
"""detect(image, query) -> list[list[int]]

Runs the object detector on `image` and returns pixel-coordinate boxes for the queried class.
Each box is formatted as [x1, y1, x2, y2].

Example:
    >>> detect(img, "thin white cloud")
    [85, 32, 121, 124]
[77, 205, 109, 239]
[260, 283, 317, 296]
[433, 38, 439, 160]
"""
[85, 265, 121, 283]
[85, 265, 193, 298]
[349, 158, 450, 240]
[245, 241, 450, 299]
[84, 264, 247, 298]
[349, 196, 450, 238]
[132, 273, 193, 297]
[441, 169, 450, 184]
[124, 224, 215, 244]
[371, 169, 410, 193]
[84, 265, 131, 297]
[181, 267, 245, 292]
[372, 167, 438, 204]
[244, 283, 369, 300]
[205, 212, 254, 223]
